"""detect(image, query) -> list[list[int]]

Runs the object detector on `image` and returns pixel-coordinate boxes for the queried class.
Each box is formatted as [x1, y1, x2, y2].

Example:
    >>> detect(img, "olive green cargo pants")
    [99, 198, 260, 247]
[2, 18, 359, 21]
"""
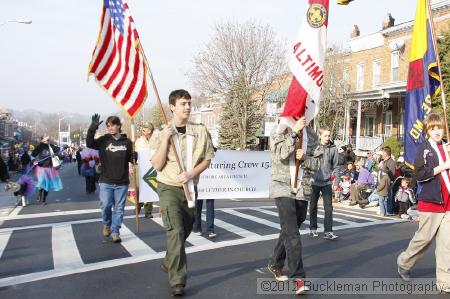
[158, 182, 195, 286]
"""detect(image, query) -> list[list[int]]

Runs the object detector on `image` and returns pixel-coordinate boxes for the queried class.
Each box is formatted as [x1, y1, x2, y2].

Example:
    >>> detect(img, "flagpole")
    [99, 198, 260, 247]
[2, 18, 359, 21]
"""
[131, 118, 140, 233]
[293, 138, 302, 192]
[293, 114, 305, 192]
[426, 0, 450, 140]
[138, 47, 194, 205]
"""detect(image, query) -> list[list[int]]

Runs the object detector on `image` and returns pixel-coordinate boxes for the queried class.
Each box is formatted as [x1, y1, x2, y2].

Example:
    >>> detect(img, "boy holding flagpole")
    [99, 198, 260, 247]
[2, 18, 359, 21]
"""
[151, 89, 214, 296]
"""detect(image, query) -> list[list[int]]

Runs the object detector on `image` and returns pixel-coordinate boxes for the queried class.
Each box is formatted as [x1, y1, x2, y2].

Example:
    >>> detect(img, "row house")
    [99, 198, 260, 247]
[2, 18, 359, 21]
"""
[0, 109, 33, 157]
[339, 0, 450, 155]
[190, 96, 223, 147]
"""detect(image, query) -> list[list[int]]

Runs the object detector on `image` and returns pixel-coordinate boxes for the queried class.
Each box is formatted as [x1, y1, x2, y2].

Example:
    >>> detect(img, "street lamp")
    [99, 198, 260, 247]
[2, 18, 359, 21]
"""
[0, 19, 33, 27]
[58, 116, 72, 146]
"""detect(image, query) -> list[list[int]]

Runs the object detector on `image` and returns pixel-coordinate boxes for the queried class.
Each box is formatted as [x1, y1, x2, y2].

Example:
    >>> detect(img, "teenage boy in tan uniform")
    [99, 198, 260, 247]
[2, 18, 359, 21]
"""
[151, 89, 214, 296]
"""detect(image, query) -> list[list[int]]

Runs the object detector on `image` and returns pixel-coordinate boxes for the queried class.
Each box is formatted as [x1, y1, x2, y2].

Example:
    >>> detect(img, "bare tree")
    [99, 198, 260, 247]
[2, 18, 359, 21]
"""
[190, 20, 286, 149]
[316, 45, 350, 140]
[147, 103, 171, 130]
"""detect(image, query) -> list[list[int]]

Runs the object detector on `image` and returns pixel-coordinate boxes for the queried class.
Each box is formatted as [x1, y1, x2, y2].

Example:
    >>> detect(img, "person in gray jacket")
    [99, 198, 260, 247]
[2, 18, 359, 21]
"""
[266, 116, 321, 295]
[309, 126, 339, 240]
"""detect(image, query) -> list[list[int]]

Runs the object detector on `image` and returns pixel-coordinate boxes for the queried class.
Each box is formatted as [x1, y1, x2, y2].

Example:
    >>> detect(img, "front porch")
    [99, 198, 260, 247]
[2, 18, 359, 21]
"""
[335, 82, 406, 156]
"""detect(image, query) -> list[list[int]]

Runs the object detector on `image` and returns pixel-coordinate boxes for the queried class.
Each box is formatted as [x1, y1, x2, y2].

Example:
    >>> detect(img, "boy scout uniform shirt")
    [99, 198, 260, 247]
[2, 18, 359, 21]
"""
[153, 122, 214, 187]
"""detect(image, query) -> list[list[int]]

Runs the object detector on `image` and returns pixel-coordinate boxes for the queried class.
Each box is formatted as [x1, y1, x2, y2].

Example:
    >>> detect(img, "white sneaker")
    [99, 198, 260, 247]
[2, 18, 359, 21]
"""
[367, 201, 379, 207]
[267, 265, 289, 282]
[400, 214, 410, 220]
[309, 230, 319, 237]
[194, 231, 202, 236]
[208, 232, 217, 238]
[294, 279, 310, 295]
[323, 232, 339, 240]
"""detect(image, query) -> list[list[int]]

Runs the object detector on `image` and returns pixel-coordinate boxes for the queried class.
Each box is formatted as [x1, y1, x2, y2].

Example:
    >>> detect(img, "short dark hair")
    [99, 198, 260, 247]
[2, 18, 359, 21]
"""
[169, 89, 191, 106]
[106, 116, 122, 132]
[319, 126, 331, 135]
[382, 146, 391, 156]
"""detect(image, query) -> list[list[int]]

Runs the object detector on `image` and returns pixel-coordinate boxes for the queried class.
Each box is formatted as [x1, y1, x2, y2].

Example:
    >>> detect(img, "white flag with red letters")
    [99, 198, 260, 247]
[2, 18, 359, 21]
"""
[281, 0, 329, 123]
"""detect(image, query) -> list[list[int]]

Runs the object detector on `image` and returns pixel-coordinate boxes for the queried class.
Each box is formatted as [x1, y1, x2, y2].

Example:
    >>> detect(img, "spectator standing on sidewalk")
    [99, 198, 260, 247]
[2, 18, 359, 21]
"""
[87, 114, 133, 243]
[309, 126, 339, 240]
[397, 113, 450, 293]
[0, 155, 10, 183]
[76, 146, 83, 176]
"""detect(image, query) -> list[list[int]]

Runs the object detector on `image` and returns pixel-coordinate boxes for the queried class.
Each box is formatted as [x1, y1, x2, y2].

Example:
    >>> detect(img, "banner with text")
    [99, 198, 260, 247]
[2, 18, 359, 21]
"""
[137, 149, 159, 203]
[197, 150, 271, 199]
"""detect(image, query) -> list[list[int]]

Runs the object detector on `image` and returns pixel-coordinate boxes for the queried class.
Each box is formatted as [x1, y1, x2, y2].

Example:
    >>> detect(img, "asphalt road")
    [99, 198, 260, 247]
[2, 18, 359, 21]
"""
[0, 163, 443, 298]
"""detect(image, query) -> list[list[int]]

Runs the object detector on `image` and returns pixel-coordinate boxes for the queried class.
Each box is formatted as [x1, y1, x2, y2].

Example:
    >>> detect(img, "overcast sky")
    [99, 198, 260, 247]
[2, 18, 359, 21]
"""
[0, 0, 437, 116]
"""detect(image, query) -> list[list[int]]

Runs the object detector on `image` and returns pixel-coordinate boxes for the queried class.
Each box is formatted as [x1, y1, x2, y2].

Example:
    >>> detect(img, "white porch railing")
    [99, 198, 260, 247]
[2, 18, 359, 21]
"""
[335, 135, 386, 156]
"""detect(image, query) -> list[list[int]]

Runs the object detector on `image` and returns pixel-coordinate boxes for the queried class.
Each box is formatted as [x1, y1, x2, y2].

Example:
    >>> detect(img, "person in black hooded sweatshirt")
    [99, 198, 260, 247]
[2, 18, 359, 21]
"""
[87, 114, 133, 243]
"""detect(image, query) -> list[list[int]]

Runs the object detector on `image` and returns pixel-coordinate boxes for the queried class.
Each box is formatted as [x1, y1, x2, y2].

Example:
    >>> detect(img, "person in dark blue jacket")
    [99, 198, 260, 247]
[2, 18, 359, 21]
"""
[397, 113, 450, 293]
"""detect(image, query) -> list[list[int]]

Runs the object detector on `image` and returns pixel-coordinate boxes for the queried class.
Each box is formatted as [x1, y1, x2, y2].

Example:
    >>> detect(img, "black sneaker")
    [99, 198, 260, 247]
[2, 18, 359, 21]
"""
[267, 264, 288, 282]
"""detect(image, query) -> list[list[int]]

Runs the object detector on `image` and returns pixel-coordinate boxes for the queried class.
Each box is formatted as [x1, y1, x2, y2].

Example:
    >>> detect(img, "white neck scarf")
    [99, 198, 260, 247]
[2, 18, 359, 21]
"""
[172, 128, 196, 208]
[428, 138, 450, 194]
[289, 127, 308, 195]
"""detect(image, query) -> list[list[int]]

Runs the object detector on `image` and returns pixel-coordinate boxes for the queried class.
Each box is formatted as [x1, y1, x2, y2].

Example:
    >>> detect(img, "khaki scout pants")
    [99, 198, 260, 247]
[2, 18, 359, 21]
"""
[158, 182, 195, 287]
[398, 211, 450, 290]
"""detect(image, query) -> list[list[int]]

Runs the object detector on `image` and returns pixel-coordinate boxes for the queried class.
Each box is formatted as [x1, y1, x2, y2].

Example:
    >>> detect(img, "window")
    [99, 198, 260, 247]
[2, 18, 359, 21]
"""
[373, 60, 381, 87]
[343, 68, 349, 83]
[364, 116, 375, 137]
[357, 64, 364, 91]
[384, 111, 392, 137]
[391, 51, 400, 81]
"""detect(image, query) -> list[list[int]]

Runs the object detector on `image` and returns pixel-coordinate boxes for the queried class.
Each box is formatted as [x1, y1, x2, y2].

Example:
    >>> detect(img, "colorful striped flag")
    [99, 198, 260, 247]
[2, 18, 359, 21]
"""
[281, 0, 329, 123]
[404, 0, 441, 168]
[88, 0, 147, 118]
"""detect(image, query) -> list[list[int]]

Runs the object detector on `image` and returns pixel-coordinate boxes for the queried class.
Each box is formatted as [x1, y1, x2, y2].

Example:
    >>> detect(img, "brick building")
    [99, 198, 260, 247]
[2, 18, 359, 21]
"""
[338, 0, 450, 154]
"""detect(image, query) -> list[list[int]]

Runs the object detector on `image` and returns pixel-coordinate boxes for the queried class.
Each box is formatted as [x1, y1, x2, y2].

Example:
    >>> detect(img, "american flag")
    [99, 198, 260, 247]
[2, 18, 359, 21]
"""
[88, 0, 147, 118]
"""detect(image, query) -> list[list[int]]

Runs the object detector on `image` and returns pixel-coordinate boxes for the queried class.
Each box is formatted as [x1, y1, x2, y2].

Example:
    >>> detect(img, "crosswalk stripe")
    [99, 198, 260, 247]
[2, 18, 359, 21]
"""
[205, 215, 260, 238]
[151, 217, 215, 247]
[331, 210, 378, 222]
[0, 214, 146, 234]
[0, 231, 12, 259]
[332, 206, 388, 219]
[221, 209, 280, 229]
[52, 224, 84, 270]
[0, 206, 140, 221]
[252, 207, 356, 225]
[8, 206, 23, 217]
[185, 232, 215, 246]
[120, 224, 157, 255]
[0, 217, 405, 288]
